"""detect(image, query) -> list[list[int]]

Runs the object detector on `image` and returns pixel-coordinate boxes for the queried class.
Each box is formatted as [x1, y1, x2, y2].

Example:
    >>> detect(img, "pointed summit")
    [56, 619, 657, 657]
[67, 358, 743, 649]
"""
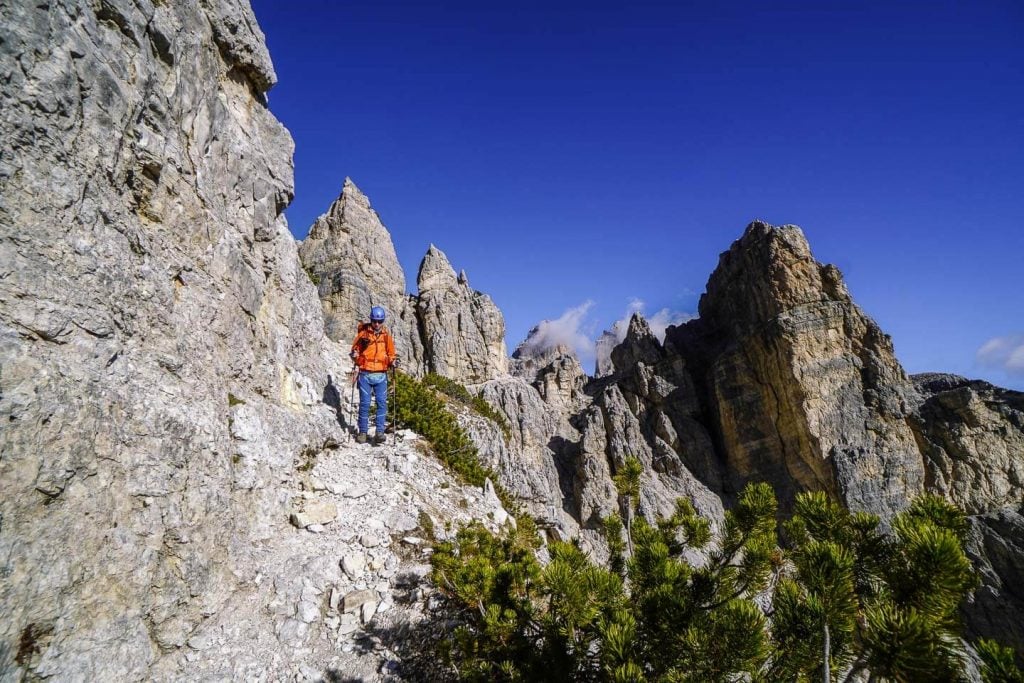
[340, 176, 369, 205]
[698, 221, 849, 334]
[416, 244, 509, 383]
[305, 176, 377, 241]
[417, 244, 459, 293]
[298, 178, 420, 365]
[610, 313, 663, 373]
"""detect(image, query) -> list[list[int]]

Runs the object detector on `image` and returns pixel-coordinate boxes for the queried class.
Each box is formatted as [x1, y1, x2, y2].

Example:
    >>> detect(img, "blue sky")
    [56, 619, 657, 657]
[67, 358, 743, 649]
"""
[251, 0, 1023, 389]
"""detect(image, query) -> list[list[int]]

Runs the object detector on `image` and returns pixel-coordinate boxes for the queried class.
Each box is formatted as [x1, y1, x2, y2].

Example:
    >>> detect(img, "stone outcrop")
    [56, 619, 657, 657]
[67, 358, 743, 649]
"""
[594, 329, 620, 377]
[910, 373, 1024, 515]
[1, 1, 352, 678]
[573, 315, 725, 530]
[510, 335, 589, 419]
[417, 245, 508, 384]
[962, 509, 1024, 656]
[665, 222, 925, 515]
[298, 179, 424, 373]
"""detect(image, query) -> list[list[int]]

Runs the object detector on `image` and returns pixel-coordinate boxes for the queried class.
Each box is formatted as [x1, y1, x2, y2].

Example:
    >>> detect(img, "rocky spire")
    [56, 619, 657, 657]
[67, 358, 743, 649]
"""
[416, 244, 509, 384]
[416, 244, 457, 291]
[610, 314, 663, 373]
[668, 220, 923, 515]
[299, 178, 423, 372]
[594, 329, 620, 377]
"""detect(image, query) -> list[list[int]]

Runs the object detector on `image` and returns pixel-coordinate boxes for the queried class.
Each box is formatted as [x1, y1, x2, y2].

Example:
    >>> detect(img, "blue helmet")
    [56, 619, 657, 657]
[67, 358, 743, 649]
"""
[370, 306, 386, 322]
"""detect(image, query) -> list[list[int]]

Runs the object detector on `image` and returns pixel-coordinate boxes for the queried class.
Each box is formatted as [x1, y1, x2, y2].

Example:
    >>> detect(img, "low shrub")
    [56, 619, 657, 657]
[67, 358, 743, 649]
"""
[394, 371, 513, 509]
[422, 373, 512, 440]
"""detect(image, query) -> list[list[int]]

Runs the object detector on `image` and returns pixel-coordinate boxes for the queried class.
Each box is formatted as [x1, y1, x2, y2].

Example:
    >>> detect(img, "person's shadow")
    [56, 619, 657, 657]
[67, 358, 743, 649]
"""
[324, 375, 345, 428]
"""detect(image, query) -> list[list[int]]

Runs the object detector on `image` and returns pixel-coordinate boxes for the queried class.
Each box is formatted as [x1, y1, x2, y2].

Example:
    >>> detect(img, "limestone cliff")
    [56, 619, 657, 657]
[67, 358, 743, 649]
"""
[910, 373, 1024, 514]
[571, 315, 726, 533]
[0, 0, 353, 676]
[666, 222, 926, 515]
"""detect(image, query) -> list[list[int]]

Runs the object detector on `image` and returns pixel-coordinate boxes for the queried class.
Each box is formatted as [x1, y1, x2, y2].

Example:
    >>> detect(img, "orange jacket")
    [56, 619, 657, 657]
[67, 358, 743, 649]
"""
[351, 323, 396, 372]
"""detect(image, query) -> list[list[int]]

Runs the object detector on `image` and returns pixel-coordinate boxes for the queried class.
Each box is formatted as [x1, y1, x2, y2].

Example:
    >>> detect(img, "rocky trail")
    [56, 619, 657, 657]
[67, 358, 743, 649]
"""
[152, 409, 511, 682]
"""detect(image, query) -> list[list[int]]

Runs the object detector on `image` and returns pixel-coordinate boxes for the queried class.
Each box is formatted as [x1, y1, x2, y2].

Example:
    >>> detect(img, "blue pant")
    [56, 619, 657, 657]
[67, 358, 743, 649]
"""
[357, 371, 388, 435]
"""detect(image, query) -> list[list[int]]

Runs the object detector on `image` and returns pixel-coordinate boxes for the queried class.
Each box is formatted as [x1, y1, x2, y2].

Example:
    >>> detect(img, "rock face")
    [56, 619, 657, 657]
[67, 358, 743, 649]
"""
[511, 337, 588, 419]
[594, 329, 620, 378]
[962, 509, 1024, 657]
[910, 373, 1024, 515]
[0, 1, 341, 678]
[573, 315, 725, 531]
[298, 179, 424, 373]
[666, 222, 925, 515]
[416, 245, 509, 384]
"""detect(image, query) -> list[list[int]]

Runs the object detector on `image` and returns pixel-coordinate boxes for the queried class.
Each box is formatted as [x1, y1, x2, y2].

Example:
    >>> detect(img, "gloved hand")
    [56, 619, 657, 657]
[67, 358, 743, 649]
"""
[349, 349, 358, 361]
[391, 357, 401, 369]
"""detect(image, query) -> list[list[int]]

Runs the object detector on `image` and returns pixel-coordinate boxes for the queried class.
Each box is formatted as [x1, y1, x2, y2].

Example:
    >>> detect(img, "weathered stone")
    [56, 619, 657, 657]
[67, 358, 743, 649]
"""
[610, 315, 664, 373]
[910, 374, 1024, 514]
[665, 222, 925, 515]
[289, 499, 338, 528]
[341, 589, 377, 614]
[417, 245, 509, 383]
[342, 485, 369, 499]
[340, 552, 365, 579]
[961, 509, 1024, 656]
[0, 1, 344, 678]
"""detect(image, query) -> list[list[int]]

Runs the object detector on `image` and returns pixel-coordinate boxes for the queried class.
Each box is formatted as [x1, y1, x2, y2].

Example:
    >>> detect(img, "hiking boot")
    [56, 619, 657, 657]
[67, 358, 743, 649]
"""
[372, 434, 387, 446]
[355, 433, 368, 444]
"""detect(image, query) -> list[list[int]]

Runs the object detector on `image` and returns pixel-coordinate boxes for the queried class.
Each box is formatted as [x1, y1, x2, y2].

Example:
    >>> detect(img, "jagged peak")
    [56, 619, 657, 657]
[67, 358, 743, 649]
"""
[734, 220, 809, 255]
[700, 221, 844, 326]
[625, 312, 655, 341]
[610, 313, 663, 372]
[341, 176, 368, 201]
[511, 321, 579, 362]
[338, 176, 371, 211]
[417, 244, 458, 291]
[305, 177, 375, 241]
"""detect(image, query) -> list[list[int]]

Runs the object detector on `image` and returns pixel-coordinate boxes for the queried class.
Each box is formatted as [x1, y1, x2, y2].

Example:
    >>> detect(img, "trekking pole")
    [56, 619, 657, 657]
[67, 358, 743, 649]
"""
[391, 368, 403, 444]
[347, 364, 358, 442]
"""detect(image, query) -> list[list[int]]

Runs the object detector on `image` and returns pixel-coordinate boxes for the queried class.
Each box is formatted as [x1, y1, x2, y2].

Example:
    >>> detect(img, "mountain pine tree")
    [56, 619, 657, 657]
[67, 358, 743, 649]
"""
[429, 483, 1005, 682]
[771, 492, 976, 682]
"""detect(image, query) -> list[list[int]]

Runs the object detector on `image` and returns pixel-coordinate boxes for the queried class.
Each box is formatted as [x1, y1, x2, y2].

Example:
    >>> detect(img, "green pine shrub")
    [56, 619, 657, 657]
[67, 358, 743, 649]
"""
[422, 372, 513, 440]
[978, 638, 1024, 683]
[429, 481, 1005, 682]
[431, 481, 779, 681]
[393, 371, 514, 509]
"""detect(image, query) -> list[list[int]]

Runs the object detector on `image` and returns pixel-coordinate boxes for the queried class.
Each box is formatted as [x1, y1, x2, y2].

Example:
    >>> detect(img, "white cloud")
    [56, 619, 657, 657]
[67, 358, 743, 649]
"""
[520, 299, 695, 374]
[518, 301, 596, 359]
[977, 334, 1024, 376]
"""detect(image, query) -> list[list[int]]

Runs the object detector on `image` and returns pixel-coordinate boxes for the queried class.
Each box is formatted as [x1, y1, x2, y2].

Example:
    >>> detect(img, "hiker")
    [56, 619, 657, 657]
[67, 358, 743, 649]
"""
[349, 306, 399, 444]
